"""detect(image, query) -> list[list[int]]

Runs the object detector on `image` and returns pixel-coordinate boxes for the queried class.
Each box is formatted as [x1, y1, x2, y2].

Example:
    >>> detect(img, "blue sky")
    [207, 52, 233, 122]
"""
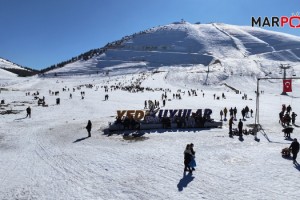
[0, 0, 300, 70]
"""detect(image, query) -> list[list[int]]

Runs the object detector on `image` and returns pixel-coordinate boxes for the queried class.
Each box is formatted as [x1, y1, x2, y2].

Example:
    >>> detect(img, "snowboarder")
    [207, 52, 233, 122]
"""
[289, 138, 300, 164]
[292, 112, 297, 124]
[26, 106, 31, 118]
[86, 120, 92, 137]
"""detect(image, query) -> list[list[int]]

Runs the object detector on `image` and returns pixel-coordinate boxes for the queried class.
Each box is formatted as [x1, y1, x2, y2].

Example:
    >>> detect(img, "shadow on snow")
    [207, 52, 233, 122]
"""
[177, 172, 195, 192]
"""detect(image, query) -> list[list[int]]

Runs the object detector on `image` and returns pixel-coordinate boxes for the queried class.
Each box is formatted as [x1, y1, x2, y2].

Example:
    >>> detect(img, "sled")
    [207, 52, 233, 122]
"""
[281, 147, 291, 157]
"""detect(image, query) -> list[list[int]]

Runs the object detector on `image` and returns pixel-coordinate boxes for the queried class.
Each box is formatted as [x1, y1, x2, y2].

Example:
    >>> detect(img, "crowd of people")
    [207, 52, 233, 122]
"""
[14, 73, 299, 171]
[279, 104, 297, 127]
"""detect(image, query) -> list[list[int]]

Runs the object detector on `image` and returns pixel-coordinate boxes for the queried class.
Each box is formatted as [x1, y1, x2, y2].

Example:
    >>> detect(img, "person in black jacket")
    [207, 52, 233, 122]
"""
[289, 138, 300, 164]
[86, 120, 92, 137]
[229, 116, 234, 137]
[291, 112, 297, 124]
[26, 106, 31, 118]
[238, 119, 243, 137]
[184, 144, 193, 173]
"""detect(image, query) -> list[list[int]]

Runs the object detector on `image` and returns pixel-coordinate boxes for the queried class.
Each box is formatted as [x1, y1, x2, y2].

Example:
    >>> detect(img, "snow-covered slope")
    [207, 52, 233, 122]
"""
[1, 72, 300, 200]
[0, 67, 17, 79]
[0, 58, 27, 71]
[0, 57, 38, 77]
[45, 22, 300, 84]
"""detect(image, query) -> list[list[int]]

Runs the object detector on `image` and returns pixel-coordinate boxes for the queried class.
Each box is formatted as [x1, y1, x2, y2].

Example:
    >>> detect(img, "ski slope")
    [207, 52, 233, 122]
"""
[45, 22, 300, 82]
[1, 71, 300, 200]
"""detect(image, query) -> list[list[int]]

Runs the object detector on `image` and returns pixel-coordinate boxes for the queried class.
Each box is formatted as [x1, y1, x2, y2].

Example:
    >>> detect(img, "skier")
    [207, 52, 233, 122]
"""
[292, 112, 297, 124]
[86, 120, 92, 137]
[144, 100, 147, 109]
[250, 109, 253, 118]
[289, 138, 300, 164]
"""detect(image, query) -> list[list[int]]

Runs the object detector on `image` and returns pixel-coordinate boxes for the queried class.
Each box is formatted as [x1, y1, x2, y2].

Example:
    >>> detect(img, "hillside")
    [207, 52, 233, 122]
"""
[0, 58, 39, 77]
[44, 22, 300, 85]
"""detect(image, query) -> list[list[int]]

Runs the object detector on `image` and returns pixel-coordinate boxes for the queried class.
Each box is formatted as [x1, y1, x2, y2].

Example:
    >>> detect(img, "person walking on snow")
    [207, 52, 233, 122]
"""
[86, 120, 92, 137]
[184, 144, 193, 173]
[238, 119, 243, 137]
[289, 138, 300, 164]
[229, 116, 234, 137]
[190, 143, 196, 171]
[292, 112, 297, 124]
[233, 107, 237, 120]
[220, 110, 223, 121]
[26, 106, 31, 118]
[224, 107, 228, 120]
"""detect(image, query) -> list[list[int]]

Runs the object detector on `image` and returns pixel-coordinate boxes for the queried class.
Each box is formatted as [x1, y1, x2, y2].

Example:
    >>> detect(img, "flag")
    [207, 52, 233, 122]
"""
[283, 79, 292, 92]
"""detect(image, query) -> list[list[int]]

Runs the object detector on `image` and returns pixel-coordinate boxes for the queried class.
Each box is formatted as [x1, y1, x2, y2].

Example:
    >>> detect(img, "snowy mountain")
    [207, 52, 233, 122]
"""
[45, 22, 300, 85]
[0, 58, 38, 77]
[2, 22, 300, 200]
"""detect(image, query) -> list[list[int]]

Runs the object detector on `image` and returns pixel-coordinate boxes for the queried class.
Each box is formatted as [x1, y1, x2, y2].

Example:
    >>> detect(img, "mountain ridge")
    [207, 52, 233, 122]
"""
[40, 22, 300, 86]
[0, 57, 39, 77]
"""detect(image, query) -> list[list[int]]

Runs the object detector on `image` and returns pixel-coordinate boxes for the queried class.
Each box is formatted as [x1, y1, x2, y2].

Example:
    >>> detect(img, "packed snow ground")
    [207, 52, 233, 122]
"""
[1, 72, 300, 200]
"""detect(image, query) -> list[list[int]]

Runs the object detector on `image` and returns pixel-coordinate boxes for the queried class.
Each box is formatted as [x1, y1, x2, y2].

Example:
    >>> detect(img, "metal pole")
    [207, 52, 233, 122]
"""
[255, 78, 259, 126]
[254, 76, 300, 140]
